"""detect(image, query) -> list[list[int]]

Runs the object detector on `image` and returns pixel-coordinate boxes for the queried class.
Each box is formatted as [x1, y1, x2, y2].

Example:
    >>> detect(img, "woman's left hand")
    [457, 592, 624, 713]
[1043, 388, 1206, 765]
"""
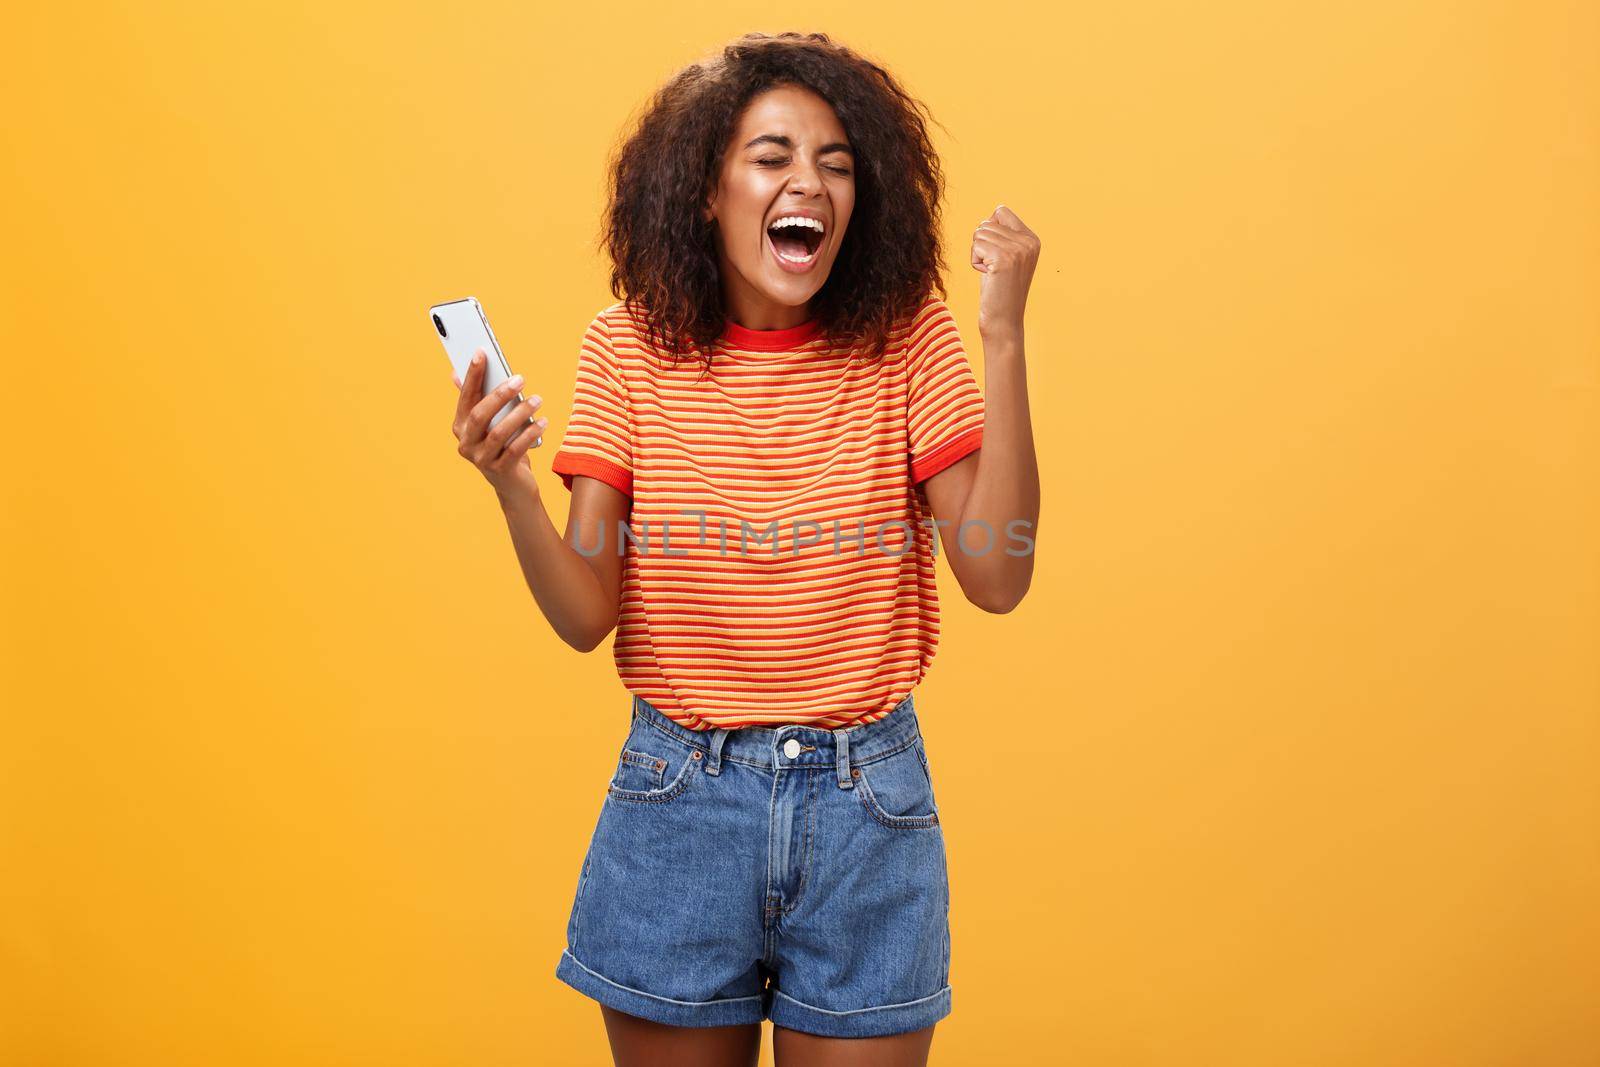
[970, 204, 1041, 342]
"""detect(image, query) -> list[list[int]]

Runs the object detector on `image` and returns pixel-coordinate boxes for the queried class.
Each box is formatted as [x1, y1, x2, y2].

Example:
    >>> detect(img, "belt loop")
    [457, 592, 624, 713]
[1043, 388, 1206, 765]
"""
[706, 727, 728, 775]
[834, 725, 853, 789]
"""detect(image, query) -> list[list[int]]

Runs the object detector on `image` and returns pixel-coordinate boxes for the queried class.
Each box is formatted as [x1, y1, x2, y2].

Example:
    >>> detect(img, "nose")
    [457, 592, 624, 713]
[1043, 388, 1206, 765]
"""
[785, 157, 825, 196]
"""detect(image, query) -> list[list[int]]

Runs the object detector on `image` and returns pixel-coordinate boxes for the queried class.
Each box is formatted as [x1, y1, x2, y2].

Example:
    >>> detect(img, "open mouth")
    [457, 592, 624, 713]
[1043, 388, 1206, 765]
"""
[766, 217, 825, 270]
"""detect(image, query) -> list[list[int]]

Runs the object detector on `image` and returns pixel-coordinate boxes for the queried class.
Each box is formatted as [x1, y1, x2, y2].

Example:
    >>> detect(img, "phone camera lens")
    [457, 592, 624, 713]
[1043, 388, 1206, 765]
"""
[433, 314, 447, 338]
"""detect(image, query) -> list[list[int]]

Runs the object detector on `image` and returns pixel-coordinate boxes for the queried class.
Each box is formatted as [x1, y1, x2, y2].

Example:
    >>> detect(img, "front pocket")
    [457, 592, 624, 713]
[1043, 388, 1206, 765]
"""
[607, 739, 702, 804]
[854, 738, 940, 829]
[611, 748, 667, 793]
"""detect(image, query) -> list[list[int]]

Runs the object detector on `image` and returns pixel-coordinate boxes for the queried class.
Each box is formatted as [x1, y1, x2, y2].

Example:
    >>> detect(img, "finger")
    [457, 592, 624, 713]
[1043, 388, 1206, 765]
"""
[971, 237, 1003, 272]
[992, 204, 1028, 232]
[454, 350, 489, 424]
[459, 370, 521, 450]
[468, 375, 529, 434]
[499, 416, 549, 465]
[988, 215, 1030, 240]
[483, 395, 545, 454]
[975, 221, 1023, 248]
[486, 414, 546, 471]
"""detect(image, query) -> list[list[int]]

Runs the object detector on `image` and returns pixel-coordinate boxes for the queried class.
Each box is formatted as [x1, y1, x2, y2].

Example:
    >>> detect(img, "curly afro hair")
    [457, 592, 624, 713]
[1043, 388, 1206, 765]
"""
[596, 31, 951, 371]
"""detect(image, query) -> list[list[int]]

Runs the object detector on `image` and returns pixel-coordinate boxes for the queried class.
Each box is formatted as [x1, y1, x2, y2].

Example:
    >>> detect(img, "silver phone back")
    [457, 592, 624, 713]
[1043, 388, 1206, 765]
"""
[429, 296, 528, 433]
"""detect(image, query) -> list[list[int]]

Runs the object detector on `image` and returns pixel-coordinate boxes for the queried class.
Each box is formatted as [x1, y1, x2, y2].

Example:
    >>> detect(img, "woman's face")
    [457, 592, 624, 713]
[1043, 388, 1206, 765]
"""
[702, 84, 856, 330]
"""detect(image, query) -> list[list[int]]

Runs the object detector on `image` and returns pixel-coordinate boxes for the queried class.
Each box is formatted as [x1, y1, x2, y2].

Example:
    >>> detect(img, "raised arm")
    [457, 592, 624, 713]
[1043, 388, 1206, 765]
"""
[922, 204, 1042, 614]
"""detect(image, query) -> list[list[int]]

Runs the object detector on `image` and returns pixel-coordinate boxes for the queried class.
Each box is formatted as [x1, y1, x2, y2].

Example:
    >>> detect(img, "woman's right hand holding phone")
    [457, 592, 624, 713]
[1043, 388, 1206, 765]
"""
[452, 349, 547, 499]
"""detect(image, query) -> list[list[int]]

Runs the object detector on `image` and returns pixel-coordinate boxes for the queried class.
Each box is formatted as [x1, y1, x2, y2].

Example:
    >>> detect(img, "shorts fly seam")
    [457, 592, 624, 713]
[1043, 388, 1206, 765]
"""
[784, 771, 817, 914]
[762, 759, 782, 928]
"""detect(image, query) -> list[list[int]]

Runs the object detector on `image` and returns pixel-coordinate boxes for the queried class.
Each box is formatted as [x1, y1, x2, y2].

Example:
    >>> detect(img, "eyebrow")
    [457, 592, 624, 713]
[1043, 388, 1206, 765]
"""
[742, 133, 854, 157]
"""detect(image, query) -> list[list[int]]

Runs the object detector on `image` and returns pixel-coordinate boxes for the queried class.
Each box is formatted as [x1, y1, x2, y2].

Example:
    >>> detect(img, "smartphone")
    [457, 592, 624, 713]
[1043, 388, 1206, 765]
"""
[429, 296, 540, 445]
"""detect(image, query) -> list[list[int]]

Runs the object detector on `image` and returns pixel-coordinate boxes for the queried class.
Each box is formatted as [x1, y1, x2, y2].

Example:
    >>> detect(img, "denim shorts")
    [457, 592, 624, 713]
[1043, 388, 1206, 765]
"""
[554, 690, 952, 1039]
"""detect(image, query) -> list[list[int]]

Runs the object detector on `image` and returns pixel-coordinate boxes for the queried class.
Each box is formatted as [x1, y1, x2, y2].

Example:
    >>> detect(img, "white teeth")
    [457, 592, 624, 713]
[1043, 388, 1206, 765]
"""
[768, 216, 825, 234]
[767, 217, 821, 264]
[769, 216, 823, 265]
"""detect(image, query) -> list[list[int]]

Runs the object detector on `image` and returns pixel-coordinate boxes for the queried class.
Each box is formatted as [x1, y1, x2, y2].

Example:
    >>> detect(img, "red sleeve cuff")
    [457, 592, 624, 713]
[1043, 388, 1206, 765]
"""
[910, 427, 983, 484]
[551, 452, 633, 497]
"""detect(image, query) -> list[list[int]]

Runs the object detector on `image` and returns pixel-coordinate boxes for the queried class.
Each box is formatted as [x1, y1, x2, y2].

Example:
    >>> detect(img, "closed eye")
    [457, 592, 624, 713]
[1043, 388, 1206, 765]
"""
[757, 158, 851, 176]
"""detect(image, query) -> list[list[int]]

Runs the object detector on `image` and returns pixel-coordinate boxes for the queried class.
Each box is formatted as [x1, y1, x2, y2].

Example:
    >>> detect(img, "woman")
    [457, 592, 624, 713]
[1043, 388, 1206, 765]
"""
[450, 31, 1040, 1067]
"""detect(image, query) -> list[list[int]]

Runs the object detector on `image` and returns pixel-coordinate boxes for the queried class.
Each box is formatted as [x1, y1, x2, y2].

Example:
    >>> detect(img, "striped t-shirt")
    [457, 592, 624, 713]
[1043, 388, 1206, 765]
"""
[550, 295, 985, 731]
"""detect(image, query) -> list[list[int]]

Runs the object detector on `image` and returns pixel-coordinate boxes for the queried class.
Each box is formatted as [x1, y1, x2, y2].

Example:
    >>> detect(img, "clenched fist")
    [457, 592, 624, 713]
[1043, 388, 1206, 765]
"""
[970, 204, 1041, 343]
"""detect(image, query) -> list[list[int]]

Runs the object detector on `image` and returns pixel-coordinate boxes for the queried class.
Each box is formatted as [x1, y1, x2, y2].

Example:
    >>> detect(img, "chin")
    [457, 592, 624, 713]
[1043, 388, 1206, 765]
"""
[763, 286, 824, 307]
[763, 269, 832, 304]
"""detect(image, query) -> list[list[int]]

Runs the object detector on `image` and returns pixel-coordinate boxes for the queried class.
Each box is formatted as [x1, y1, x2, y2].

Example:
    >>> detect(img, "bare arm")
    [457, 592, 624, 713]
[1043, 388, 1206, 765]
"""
[451, 350, 627, 651]
[921, 334, 1039, 614]
[495, 475, 629, 652]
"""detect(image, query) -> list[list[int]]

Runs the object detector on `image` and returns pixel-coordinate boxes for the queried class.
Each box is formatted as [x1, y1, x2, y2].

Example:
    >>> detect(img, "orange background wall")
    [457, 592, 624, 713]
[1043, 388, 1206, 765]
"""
[3, 1, 1596, 1063]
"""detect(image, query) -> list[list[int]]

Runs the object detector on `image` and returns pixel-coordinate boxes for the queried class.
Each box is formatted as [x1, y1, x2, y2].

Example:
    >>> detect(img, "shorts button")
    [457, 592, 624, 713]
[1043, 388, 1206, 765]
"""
[783, 738, 801, 759]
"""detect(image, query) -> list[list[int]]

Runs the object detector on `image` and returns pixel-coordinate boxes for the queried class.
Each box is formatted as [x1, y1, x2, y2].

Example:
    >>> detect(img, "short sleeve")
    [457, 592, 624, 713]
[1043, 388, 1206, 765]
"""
[905, 298, 985, 484]
[550, 308, 633, 497]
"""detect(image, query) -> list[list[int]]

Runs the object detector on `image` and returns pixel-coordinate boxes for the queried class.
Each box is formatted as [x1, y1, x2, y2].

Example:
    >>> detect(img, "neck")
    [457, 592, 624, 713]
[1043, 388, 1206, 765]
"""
[719, 262, 812, 330]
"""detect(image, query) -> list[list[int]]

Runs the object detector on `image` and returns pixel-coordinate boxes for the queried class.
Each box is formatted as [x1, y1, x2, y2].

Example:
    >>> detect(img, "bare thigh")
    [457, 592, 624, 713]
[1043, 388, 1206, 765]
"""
[773, 1023, 936, 1067]
[599, 1005, 761, 1067]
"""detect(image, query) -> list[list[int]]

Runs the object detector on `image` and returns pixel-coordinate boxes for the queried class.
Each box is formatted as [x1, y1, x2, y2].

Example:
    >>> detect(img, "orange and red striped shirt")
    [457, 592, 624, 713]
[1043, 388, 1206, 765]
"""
[550, 296, 985, 730]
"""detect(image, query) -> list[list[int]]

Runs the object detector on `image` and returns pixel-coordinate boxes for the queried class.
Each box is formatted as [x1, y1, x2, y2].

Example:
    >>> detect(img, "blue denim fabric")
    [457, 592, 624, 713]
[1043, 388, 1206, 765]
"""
[555, 691, 952, 1038]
